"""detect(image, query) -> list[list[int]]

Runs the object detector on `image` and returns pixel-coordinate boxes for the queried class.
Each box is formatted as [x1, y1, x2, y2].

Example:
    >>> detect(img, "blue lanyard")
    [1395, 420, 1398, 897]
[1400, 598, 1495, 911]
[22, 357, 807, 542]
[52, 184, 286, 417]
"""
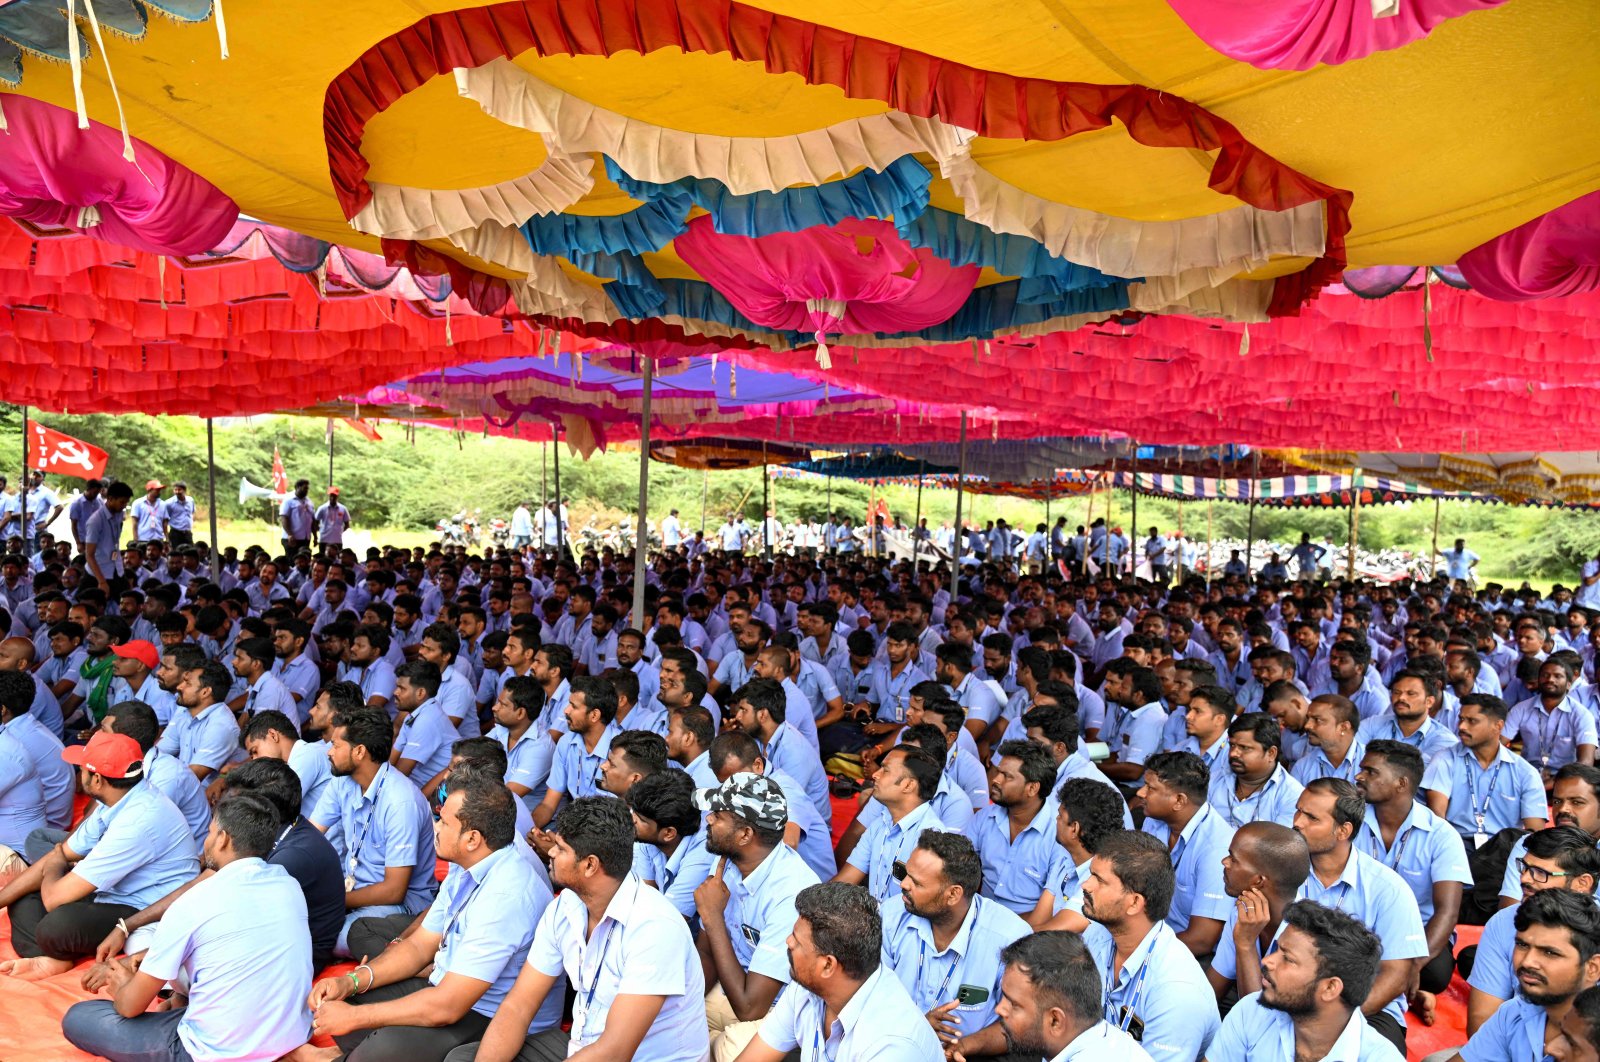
[1538, 706, 1574, 764]
[1104, 939, 1154, 1029]
[345, 771, 389, 879]
[1466, 757, 1506, 831]
[578, 918, 624, 1041]
[1375, 825, 1415, 871]
[916, 933, 960, 1004]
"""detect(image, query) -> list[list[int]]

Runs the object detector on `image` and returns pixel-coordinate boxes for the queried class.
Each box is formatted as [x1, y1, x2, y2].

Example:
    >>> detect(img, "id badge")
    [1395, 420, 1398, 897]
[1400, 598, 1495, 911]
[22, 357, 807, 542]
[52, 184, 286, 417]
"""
[1473, 832, 1490, 849]
[344, 874, 356, 892]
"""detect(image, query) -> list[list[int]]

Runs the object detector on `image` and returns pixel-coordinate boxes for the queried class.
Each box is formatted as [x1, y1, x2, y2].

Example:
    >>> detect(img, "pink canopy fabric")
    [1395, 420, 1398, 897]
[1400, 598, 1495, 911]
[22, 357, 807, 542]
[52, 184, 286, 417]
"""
[1456, 190, 1600, 301]
[1163, 0, 1506, 69]
[672, 217, 981, 338]
[0, 97, 237, 256]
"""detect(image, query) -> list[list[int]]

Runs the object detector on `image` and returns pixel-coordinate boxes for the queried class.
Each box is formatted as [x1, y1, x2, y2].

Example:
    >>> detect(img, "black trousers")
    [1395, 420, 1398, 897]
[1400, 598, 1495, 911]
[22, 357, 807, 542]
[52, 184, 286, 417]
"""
[443, 1028, 570, 1062]
[167, 530, 194, 547]
[9, 893, 138, 961]
[1419, 944, 1456, 995]
[1367, 1011, 1406, 1055]
[345, 912, 416, 965]
[335, 977, 494, 1062]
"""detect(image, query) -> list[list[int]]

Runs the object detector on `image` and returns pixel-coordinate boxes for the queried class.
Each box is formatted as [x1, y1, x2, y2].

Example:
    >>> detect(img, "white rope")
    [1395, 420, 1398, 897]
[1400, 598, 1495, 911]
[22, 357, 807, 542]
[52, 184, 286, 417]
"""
[213, 0, 228, 58]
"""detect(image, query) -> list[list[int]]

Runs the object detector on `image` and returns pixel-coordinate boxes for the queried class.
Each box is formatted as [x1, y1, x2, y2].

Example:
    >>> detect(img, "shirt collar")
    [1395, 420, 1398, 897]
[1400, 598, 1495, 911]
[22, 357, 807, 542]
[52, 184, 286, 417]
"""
[838, 967, 895, 1034]
[1179, 802, 1218, 845]
[362, 762, 395, 801]
[463, 845, 513, 886]
[914, 891, 984, 959]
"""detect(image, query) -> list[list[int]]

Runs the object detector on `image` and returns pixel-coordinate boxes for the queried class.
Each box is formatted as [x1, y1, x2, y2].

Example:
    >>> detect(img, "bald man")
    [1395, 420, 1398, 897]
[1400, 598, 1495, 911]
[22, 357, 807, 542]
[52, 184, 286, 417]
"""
[0, 638, 64, 738]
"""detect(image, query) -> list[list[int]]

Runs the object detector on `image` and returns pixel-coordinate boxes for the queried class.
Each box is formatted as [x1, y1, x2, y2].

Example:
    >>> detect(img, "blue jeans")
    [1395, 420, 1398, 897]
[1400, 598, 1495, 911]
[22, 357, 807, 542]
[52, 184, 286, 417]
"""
[62, 1000, 193, 1062]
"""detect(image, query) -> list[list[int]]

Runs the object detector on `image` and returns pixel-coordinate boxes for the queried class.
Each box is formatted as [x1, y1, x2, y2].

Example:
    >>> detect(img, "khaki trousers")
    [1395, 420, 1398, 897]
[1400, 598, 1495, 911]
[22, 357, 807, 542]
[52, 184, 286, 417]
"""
[706, 984, 767, 1062]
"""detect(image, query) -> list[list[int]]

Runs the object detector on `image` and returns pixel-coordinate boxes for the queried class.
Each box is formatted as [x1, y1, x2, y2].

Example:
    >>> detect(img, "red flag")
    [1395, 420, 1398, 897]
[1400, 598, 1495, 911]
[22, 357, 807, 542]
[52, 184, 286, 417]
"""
[271, 446, 289, 494]
[26, 423, 109, 480]
[341, 418, 382, 442]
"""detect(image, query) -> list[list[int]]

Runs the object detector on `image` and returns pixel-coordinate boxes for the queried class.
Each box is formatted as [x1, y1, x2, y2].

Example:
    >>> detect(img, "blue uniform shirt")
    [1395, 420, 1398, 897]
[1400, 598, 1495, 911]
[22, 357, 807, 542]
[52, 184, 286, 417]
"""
[637, 828, 715, 918]
[0, 726, 46, 854]
[157, 701, 241, 776]
[1110, 702, 1169, 768]
[394, 698, 457, 786]
[547, 723, 619, 801]
[1467, 902, 1525, 1002]
[142, 748, 212, 845]
[3, 713, 73, 829]
[1357, 712, 1460, 763]
[1209, 992, 1402, 1062]
[1141, 803, 1234, 932]
[1290, 736, 1369, 787]
[287, 739, 332, 823]
[1505, 694, 1599, 770]
[1043, 848, 1094, 915]
[764, 766, 837, 882]
[762, 723, 831, 825]
[719, 842, 820, 984]
[527, 874, 706, 1062]
[1354, 803, 1473, 923]
[1294, 849, 1429, 1026]
[1082, 921, 1221, 1062]
[758, 966, 942, 1062]
[487, 723, 553, 802]
[137, 857, 312, 1062]
[964, 800, 1058, 915]
[1207, 765, 1305, 829]
[862, 661, 929, 723]
[67, 783, 199, 908]
[311, 762, 438, 913]
[1461, 995, 1557, 1062]
[846, 799, 949, 902]
[880, 890, 1029, 1034]
[424, 847, 553, 1020]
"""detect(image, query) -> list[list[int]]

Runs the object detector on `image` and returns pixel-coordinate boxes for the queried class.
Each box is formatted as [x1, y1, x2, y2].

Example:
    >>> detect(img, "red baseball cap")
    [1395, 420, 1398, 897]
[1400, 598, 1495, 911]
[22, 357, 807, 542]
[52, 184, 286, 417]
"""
[145, 480, 163, 491]
[111, 640, 160, 670]
[328, 487, 341, 496]
[62, 732, 146, 779]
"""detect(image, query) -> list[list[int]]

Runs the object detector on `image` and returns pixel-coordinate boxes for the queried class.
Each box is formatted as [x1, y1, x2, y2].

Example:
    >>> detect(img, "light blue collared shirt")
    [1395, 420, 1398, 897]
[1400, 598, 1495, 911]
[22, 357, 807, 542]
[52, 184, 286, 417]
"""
[1354, 803, 1473, 923]
[1051, 752, 1134, 829]
[636, 828, 715, 918]
[424, 847, 554, 1020]
[1356, 712, 1460, 763]
[339, 660, 397, 713]
[1290, 736, 1368, 787]
[1051, 1021, 1155, 1061]
[311, 762, 438, 914]
[1294, 848, 1430, 1026]
[862, 661, 930, 723]
[1109, 702, 1169, 768]
[1082, 921, 1220, 1062]
[1043, 847, 1094, 915]
[244, 671, 300, 728]
[142, 748, 212, 845]
[1141, 803, 1234, 932]
[719, 842, 820, 984]
[763, 766, 837, 882]
[758, 966, 941, 1062]
[762, 722, 831, 825]
[1467, 901, 1526, 1002]
[394, 698, 457, 786]
[436, 666, 479, 738]
[547, 722, 619, 801]
[964, 800, 1058, 915]
[2, 713, 72, 828]
[157, 701, 241, 776]
[527, 873, 706, 1061]
[487, 723, 553, 802]
[880, 892, 1029, 1034]
[0, 725, 45, 853]
[1208, 991, 1401, 1061]
[287, 739, 332, 823]
[108, 675, 177, 727]
[1461, 995, 1555, 1062]
[138, 857, 312, 1062]
[1207, 765, 1305, 829]
[1505, 694, 1599, 770]
[67, 783, 199, 908]
[846, 799, 949, 902]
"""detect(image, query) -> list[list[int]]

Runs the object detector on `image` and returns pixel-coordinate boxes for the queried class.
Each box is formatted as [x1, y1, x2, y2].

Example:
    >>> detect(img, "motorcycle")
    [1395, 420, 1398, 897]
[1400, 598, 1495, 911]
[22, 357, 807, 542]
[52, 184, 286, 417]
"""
[489, 518, 510, 549]
[435, 518, 469, 547]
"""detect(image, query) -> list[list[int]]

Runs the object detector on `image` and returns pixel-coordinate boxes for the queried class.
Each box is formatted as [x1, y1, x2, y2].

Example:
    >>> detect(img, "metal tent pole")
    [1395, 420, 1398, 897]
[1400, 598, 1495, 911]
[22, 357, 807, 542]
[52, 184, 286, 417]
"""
[1245, 454, 1260, 582]
[761, 441, 772, 560]
[327, 420, 335, 489]
[1429, 497, 1442, 579]
[914, 459, 925, 566]
[1129, 449, 1139, 578]
[552, 422, 563, 560]
[1347, 468, 1362, 580]
[700, 469, 709, 535]
[953, 413, 968, 566]
[1205, 500, 1215, 589]
[207, 419, 221, 581]
[18, 405, 28, 549]
[633, 358, 653, 625]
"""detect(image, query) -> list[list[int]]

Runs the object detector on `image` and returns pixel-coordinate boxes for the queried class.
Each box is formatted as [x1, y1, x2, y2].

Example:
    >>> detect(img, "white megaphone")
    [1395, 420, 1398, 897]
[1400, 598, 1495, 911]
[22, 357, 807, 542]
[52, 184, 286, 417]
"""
[239, 477, 285, 505]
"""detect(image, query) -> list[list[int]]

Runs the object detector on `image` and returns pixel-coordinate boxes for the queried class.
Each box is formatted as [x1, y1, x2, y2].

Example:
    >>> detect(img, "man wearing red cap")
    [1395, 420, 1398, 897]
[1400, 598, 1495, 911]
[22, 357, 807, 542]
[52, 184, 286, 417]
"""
[315, 487, 351, 558]
[129, 482, 167, 547]
[0, 731, 198, 980]
[109, 640, 177, 728]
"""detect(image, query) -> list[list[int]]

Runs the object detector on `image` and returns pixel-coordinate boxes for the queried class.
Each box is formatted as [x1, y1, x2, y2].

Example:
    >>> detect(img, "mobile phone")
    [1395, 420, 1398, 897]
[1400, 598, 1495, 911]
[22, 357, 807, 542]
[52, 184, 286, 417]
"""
[956, 984, 989, 1006]
[1120, 1007, 1146, 1041]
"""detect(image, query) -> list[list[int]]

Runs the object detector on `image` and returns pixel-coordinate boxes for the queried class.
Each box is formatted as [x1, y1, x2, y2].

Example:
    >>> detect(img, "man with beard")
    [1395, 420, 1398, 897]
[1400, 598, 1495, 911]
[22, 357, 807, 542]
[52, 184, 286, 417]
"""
[1078, 831, 1221, 1062]
[729, 679, 830, 825]
[158, 661, 241, 783]
[987, 932, 1153, 1061]
[1455, 889, 1600, 1062]
[708, 731, 836, 894]
[831, 745, 946, 902]
[280, 479, 316, 554]
[964, 740, 1058, 916]
[1468, 826, 1600, 1035]
[1206, 822, 1313, 1002]
[1507, 657, 1598, 779]
[877, 831, 1029, 1060]
[529, 675, 620, 827]
[0, 731, 198, 980]
[301, 782, 552, 1062]
[1100, 661, 1169, 790]
[60, 789, 313, 1062]
[1357, 669, 1460, 765]
[310, 706, 438, 956]
[1026, 776, 1129, 932]
[1331, 639, 1392, 722]
[1289, 778, 1429, 1053]
[1501, 765, 1600, 908]
[732, 882, 938, 1062]
[1137, 751, 1234, 958]
[1209, 713, 1305, 829]
[340, 624, 398, 715]
[60, 615, 131, 736]
[1208, 900, 1402, 1061]
[692, 773, 820, 1062]
[444, 797, 705, 1062]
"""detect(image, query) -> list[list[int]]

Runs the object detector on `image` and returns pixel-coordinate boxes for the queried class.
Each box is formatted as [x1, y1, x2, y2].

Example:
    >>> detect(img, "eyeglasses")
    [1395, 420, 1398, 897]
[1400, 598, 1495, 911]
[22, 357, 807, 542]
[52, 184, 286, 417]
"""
[1517, 858, 1574, 884]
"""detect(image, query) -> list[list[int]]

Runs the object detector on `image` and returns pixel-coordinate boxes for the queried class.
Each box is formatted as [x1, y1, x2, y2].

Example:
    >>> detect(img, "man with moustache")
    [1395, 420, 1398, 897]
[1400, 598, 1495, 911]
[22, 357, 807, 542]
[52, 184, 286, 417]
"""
[1206, 822, 1314, 1003]
[985, 932, 1154, 1061]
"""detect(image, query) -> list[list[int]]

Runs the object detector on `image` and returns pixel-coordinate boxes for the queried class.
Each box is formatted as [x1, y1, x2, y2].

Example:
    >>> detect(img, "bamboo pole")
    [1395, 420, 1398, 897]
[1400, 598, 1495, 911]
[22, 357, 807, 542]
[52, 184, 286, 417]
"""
[207, 419, 221, 582]
[1429, 497, 1442, 580]
[1347, 468, 1362, 580]
[632, 358, 653, 625]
